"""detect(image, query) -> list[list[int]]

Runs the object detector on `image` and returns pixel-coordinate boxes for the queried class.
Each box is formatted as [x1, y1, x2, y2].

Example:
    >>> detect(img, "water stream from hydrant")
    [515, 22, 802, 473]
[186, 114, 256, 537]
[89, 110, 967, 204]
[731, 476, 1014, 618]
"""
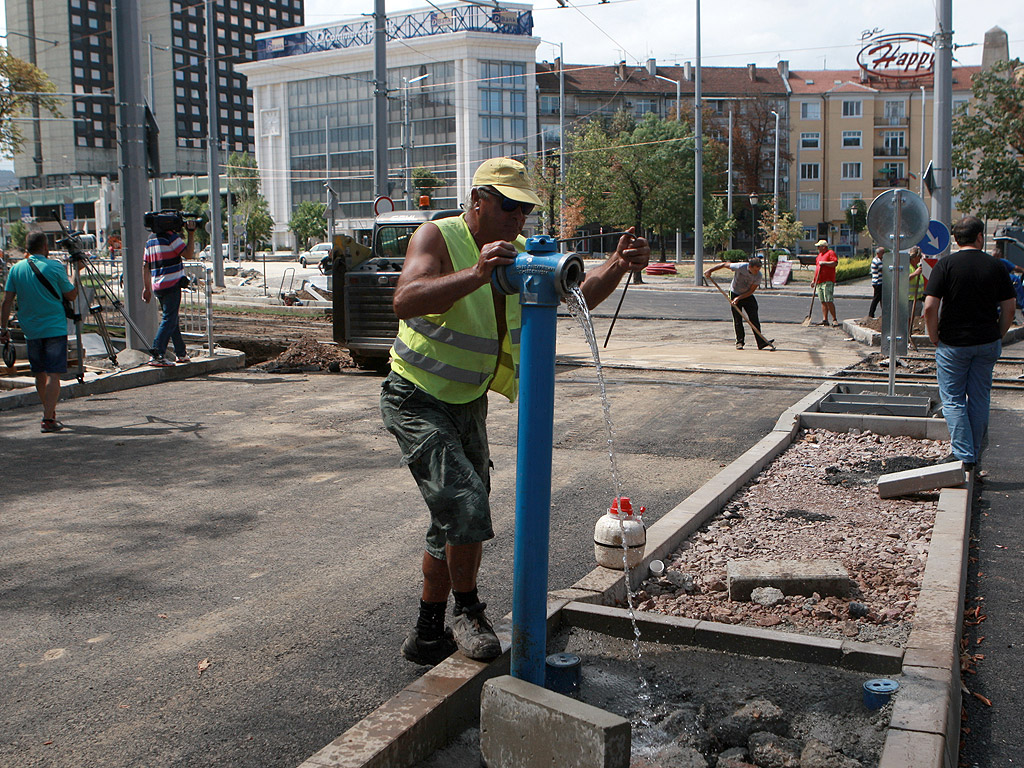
[566, 286, 653, 725]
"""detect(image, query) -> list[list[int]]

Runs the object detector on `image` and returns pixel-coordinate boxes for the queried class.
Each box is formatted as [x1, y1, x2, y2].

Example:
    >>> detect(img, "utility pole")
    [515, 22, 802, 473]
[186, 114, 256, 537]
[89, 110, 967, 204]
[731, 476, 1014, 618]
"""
[112, 0, 153, 350]
[372, 0, 388, 201]
[402, 73, 430, 209]
[693, 0, 704, 285]
[727, 110, 733, 250]
[206, 0, 224, 286]
[931, 0, 952, 244]
[145, 34, 168, 211]
[655, 72, 682, 263]
[25, 0, 43, 179]
[225, 141, 235, 262]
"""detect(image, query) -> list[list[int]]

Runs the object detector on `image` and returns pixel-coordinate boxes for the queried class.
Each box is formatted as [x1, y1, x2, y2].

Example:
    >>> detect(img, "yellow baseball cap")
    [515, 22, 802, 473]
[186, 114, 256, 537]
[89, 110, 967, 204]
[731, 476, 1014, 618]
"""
[472, 158, 542, 205]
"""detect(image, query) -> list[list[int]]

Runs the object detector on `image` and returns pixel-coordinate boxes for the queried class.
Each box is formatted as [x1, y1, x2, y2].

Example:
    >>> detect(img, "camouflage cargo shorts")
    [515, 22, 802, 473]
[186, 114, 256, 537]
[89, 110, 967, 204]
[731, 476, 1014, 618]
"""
[380, 372, 494, 560]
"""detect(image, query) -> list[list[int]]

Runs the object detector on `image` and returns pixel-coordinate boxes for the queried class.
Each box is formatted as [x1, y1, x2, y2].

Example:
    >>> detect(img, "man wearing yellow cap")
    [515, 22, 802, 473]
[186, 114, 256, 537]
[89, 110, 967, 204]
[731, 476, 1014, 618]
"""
[381, 157, 650, 665]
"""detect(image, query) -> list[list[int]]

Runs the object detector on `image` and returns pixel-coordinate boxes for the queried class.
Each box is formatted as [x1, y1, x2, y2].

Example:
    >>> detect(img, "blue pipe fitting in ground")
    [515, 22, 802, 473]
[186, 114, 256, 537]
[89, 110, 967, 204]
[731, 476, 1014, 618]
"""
[492, 235, 586, 306]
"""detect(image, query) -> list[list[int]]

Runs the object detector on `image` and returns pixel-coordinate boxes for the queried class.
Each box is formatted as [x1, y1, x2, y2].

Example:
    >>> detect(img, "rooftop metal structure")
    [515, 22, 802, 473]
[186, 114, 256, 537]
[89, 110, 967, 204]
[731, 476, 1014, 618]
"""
[255, 3, 533, 60]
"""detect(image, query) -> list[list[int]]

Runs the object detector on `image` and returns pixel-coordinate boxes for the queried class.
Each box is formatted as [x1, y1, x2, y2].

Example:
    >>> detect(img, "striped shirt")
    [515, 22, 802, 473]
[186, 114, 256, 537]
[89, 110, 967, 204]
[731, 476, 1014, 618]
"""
[870, 255, 883, 286]
[144, 232, 186, 290]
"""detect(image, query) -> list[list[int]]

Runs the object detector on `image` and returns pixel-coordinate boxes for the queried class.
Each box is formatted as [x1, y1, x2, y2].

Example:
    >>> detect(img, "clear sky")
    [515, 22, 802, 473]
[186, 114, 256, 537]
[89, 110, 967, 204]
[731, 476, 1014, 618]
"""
[301, 0, 1021, 72]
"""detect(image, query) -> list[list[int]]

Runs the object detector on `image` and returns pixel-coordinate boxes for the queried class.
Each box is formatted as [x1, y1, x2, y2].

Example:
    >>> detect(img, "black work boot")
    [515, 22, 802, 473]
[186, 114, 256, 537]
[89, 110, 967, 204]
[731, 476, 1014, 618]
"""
[400, 626, 457, 666]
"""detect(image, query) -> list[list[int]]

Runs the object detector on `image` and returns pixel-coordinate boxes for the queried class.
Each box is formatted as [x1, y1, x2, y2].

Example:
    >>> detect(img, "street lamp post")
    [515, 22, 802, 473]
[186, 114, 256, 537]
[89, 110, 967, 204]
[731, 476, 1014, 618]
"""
[749, 192, 759, 257]
[850, 204, 859, 257]
[655, 73, 683, 264]
[769, 109, 780, 289]
[402, 72, 430, 210]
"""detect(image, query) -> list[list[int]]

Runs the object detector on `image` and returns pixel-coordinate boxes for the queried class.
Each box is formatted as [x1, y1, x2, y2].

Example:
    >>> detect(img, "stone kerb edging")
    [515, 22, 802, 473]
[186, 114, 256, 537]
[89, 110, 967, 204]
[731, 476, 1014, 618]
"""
[296, 387, 971, 768]
[0, 350, 245, 413]
[842, 319, 1024, 348]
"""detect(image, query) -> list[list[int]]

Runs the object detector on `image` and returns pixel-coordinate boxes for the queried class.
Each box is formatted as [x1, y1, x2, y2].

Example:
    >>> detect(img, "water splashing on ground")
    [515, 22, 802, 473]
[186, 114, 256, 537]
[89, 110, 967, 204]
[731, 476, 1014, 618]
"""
[565, 285, 652, 725]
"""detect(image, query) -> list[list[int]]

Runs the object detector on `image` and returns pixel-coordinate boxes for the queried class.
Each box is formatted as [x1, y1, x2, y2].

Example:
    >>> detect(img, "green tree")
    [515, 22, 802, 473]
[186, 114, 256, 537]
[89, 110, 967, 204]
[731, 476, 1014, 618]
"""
[0, 47, 62, 158]
[952, 58, 1024, 220]
[180, 195, 209, 249]
[758, 202, 804, 251]
[566, 112, 696, 235]
[703, 195, 736, 253]
[411, 167, 442, 207]
[227, 152, 274, 255]
[9, 219, 26, 249]
[288, 200, 327, 250]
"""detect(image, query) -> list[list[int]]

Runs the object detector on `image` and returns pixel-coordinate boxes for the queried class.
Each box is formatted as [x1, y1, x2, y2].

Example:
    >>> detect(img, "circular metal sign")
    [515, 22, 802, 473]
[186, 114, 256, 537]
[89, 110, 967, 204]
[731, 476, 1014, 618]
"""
[373, 195, 394, 216]
[866, 189, 930, 251]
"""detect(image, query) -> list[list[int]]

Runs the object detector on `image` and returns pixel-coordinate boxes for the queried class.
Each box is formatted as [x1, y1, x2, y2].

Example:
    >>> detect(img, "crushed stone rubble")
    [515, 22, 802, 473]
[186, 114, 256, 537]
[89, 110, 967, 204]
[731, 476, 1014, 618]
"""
[636, 428, 951, 646]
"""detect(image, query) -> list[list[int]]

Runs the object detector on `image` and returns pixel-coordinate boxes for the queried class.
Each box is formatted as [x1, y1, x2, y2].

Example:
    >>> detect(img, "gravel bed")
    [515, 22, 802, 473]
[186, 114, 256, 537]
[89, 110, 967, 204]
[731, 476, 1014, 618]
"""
[635, 428, 951, 647]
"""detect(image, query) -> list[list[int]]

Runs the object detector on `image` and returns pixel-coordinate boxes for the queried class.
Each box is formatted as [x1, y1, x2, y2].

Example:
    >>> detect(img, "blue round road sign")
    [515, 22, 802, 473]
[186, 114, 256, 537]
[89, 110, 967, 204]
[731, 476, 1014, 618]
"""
[918, 220, 950, 256]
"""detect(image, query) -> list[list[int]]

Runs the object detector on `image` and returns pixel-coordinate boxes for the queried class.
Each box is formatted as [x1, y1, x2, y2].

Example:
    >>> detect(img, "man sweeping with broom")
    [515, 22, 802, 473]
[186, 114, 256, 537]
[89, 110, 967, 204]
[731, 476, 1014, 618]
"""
[705, 257, 774, 350]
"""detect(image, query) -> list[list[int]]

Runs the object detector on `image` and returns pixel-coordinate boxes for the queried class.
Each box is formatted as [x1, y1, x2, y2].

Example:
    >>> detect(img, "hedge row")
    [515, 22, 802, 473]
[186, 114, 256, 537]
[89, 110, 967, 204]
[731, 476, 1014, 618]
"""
[836, 257, 871, 283]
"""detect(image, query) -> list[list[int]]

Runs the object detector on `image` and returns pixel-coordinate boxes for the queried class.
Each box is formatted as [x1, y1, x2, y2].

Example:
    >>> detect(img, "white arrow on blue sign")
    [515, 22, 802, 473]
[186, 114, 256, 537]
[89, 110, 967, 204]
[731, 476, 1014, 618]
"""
[918, 219, 950, 256]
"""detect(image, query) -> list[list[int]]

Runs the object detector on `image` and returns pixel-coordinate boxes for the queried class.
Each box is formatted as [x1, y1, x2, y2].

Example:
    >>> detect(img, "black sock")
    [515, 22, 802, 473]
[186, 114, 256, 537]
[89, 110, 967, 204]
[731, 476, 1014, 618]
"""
[416, 600, 447, 640]
[452, 588, 480, 612]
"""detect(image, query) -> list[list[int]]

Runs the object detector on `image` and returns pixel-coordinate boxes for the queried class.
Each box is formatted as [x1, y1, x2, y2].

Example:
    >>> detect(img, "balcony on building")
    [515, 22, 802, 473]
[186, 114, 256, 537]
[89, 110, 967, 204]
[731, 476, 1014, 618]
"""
[874, 145, 909, 158]
[873, 176, 910, 189]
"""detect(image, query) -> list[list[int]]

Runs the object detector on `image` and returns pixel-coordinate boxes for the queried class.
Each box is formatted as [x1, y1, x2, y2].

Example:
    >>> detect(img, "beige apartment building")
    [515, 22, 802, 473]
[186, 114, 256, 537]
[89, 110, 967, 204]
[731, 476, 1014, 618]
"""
[785, 66, 978, 255]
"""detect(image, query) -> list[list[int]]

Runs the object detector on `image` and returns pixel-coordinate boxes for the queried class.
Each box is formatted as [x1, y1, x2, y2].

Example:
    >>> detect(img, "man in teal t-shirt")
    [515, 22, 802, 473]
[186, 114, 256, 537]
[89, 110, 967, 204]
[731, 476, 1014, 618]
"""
[1, 232, 78, 432]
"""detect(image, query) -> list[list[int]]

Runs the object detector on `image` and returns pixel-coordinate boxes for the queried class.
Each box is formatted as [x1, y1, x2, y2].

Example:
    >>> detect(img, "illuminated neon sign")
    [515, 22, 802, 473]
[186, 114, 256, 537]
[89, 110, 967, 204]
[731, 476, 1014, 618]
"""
[857, 34, 935, 80]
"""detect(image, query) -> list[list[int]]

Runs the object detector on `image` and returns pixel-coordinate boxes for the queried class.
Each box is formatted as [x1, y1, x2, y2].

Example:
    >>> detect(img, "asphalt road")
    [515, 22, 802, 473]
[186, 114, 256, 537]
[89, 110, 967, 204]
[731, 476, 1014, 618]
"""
[591, 285, 872, 323]
[0, 366, 813, 768]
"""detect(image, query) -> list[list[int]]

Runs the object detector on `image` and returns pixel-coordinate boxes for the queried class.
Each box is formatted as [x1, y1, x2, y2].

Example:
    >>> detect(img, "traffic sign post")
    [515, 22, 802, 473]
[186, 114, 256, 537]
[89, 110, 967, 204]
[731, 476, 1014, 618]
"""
[918, 219, 950, 257]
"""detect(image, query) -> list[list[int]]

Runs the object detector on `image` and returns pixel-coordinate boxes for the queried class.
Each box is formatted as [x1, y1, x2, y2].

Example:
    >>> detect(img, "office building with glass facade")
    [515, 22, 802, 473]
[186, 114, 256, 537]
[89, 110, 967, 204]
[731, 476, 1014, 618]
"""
[238, 3, 539, 248]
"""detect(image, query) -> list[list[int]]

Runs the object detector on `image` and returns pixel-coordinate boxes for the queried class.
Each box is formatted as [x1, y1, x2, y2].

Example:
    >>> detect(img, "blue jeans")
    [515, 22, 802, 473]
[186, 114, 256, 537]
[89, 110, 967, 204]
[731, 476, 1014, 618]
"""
[151, 283, 186, 360]
[935, 340, 1002, 464]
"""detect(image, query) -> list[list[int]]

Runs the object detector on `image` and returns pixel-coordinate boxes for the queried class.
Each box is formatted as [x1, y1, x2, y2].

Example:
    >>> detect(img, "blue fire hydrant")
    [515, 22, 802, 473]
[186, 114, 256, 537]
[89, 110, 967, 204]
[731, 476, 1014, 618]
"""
[492, 235, 585, 686]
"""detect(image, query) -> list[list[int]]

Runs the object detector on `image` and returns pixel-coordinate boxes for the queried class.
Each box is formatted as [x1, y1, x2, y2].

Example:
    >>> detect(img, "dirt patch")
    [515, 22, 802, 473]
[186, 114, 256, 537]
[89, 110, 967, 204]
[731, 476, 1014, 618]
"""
[251, 336, 355, 373]
[637, 428, 949, 646]
[216, 336, 288, 366]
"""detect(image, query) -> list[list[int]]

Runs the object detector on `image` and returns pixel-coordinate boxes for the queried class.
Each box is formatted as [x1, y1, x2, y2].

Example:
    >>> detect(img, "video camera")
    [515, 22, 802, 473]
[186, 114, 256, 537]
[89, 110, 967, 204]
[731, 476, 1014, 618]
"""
[53, 214, 91, 264]
[144, 209, 201, 235]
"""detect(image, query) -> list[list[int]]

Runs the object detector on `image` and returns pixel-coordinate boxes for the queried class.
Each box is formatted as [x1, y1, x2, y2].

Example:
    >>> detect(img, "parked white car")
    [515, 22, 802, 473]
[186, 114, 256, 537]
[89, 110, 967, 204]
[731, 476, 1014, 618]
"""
[299, 242, 333, 268]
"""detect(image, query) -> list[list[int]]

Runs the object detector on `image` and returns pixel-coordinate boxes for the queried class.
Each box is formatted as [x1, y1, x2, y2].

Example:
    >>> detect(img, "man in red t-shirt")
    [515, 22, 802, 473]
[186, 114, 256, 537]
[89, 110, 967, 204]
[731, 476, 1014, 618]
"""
[811, 239, 839, 326]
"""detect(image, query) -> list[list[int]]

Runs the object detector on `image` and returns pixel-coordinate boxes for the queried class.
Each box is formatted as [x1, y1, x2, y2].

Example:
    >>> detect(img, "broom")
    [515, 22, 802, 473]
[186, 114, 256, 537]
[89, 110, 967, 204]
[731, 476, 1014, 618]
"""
[801, 285, 817, 326]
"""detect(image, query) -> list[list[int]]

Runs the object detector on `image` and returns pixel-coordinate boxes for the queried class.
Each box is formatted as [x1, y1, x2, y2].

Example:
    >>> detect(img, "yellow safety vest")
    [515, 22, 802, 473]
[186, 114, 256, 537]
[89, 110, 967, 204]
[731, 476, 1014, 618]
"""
[390, 214, 523, 404]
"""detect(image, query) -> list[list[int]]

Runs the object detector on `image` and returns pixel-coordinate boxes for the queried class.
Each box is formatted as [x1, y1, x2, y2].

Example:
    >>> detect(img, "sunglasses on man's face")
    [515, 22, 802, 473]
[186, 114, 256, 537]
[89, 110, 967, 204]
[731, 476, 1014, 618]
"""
[479, 187, 535, 215]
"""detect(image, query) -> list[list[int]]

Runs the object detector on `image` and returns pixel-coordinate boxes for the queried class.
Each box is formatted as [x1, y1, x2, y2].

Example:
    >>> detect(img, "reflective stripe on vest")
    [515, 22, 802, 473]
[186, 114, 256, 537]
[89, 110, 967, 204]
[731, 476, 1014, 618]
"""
[404, 316, 500, 356]
[389, 214, 523, 404]
[392, 338, 491, 385]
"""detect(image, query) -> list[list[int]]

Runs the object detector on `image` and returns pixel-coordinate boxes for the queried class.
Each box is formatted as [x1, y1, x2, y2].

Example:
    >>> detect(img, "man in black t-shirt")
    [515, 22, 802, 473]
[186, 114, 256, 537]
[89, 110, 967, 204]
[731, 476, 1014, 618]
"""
[923, 216, 1016, 469]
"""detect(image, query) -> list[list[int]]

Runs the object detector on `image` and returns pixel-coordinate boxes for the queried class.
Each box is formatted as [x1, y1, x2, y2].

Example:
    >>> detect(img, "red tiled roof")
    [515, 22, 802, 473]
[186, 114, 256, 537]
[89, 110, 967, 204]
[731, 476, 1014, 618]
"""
[787, 66, 983, 94]
[536, 61, 789, 97]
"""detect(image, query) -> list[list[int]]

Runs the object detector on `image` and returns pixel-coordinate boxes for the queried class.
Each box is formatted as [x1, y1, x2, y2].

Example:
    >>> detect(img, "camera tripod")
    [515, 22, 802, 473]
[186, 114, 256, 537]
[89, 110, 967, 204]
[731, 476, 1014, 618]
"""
[56, 218, 153, 382]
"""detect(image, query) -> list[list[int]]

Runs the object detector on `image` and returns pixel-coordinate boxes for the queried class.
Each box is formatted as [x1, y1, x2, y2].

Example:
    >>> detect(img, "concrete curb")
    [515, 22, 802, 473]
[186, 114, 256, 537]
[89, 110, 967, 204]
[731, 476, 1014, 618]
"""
[842, 319, 1024, 348]
[301, 387, 972, 768]
[0, 350, 245, 413]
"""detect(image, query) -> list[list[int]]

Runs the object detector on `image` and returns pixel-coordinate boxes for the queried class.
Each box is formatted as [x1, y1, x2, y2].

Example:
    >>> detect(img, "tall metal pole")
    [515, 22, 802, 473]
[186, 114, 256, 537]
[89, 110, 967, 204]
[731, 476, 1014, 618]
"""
[769, 109, 780, 288]
[693, 0, 704, 285]
[402, 79, 411, 209]
[931, 0, 952, 239]
[146, 34, 161, 210]
[225, 142, 236, 262]
[25, 0, 43, 179]
[919, 85, 927, 197]
[656, 73, 683, 263]
[727, 109, 733, 250]
[558, 43, 565, 249]
[373, 0, 388, 200]
[112, 0, 152, 351]
[206, 0, 224, 287]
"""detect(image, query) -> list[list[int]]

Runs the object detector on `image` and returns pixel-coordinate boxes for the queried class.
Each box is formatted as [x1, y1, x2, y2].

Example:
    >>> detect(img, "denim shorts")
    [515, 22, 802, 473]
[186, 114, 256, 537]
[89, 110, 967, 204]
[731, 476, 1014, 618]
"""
[26, 336, 68, 374]
[380, 372, 493, 559]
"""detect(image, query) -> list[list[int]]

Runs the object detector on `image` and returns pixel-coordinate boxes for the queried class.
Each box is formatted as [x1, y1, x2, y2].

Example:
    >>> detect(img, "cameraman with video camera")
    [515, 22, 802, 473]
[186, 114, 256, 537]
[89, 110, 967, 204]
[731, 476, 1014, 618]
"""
[142, 211, 196, 367]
